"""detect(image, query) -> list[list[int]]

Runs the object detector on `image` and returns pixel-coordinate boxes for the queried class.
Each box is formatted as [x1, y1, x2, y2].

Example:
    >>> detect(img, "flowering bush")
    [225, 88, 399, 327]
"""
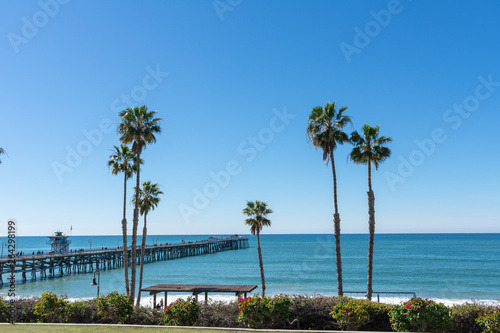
[96, 291, 133, 324]
[330, 298, 370, 331]
[476, 308, 500, 333]
[237, 294, 290, 328]
[389, 298, 450, 332]
[164, 297, 199, 326]
[33, 292, 69, 323]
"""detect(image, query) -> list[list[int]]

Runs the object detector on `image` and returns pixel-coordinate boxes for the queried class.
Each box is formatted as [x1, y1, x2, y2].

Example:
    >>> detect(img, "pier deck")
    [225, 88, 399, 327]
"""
[0, 236, 249, 285]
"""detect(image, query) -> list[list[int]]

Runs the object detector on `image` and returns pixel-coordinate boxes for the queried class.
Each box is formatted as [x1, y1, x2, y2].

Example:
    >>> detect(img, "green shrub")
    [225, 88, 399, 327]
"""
[96, 291, 133, 324]
[449, 303, 489, 333]
[389, 297, 451, 332]
[288, 295, 340, 330]
[237, 294, 291, 329]
[198, 301, 241, 328]
[164, 297, 199, 326]
[476, 308, 500, 333]
[0, 297, 11, 322]
[358, 299, 392, 331]
[126, 306, 164, 325]
[330, 298, 370, 331]
[33, 292, 69, 323]
[67, 299, 99, 323]
[10, 297, 39, 323]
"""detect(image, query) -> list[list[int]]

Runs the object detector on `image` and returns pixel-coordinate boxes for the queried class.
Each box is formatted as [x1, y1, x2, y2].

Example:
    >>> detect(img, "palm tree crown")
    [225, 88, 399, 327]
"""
[350, 124, 392, 171]
[133, 181, 163, 215]
[306, 102, 351, 164]
[107, 145, 139, 178]
[118, 105, 161, 155]
[243, 200, 273, 235]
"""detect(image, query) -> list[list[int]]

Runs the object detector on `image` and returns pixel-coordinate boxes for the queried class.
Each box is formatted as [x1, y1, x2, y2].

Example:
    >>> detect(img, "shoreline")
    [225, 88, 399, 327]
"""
[4, 294, 500, 308]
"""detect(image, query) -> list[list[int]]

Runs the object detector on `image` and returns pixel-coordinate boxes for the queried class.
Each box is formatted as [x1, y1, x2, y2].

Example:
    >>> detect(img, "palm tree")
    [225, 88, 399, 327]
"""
[243, 200, 273, 297]
[350, 124, 392, 300]
[306, 101, 351, 296]
[133, 181, 163, 306]
[107, 144, 141, 296]
[0, 148, 7, 164]
[118, 105, 161, 304]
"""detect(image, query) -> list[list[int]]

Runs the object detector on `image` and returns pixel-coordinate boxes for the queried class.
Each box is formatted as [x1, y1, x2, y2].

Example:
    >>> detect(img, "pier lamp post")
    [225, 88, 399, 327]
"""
[88, 240, 92, 252]
[90, 269, 100, 298]
[1, 242, 6, 258]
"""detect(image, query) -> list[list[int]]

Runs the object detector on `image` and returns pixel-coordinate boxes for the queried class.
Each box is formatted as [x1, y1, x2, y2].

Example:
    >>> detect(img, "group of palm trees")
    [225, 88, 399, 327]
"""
[3, 99, 389, 304]
[242, 101, 391, 301]
[307, 101, 392, 300]
[107, 105, 163, 305]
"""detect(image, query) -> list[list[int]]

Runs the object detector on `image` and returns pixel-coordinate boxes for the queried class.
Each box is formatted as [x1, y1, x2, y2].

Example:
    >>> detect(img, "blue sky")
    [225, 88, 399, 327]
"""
[0, 0, 499, 236]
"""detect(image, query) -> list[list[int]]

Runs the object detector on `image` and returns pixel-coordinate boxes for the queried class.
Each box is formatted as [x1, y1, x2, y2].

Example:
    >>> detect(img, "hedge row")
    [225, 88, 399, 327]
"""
[1, 293, 498, 332]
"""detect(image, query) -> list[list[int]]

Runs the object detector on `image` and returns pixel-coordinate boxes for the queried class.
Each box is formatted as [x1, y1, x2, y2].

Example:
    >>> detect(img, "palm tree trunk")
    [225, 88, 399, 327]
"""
[122, 172, 130, 296]
[257, 230, 266, 297]
[137, 213, 147, 306]
[367, 162, 375, 300]
[130, 153, 141, 304]
[330, 148, 343, 297]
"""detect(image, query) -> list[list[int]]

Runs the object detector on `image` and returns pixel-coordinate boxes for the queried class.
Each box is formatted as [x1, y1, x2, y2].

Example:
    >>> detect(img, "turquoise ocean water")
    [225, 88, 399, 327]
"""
[1, 234, 499, 306]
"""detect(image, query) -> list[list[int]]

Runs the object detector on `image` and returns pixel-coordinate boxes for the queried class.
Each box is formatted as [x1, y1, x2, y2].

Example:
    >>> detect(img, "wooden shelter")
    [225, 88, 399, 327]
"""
[140, 284, 258, 307]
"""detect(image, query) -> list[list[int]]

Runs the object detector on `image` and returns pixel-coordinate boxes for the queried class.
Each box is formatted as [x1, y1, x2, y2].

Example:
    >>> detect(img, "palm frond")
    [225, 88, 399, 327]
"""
[306, 101, 351, 165]
[349, 124, 392, 169]
[243, 200, 273, 235]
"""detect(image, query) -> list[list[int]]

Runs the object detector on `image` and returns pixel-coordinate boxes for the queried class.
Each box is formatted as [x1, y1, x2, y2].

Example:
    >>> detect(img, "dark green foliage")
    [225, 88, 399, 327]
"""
[164, 297, 199, 326]
[10, 297, 40, 323]
[448, 303, 490, 333]
[331, 298, 371, 331]
[0, 297, 11, 322]
[198, 301, 242, 328]
[288, 295, 340, 330]
[126, 306, 164, 325]
[3, 294, 497, 331]
[237, 295, 290, 329]
[359, 300, 392, 332]
[476, 307, 500, 333]
[67, 299, 99, 323]
[33, 292, 69, 323]
[96, 291, 133, 324]
[389, 298, 451, 332]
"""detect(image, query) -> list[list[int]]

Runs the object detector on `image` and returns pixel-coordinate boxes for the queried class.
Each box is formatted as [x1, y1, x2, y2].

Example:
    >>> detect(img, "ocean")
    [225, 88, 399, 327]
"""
[1, 233, 499, 307]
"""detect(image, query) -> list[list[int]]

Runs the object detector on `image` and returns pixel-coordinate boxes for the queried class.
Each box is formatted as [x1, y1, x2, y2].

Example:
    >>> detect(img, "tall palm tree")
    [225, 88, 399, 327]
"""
[243, 200, 273, 297]
[306, 101, 351, 296]
[107, 144, 141, 296]
[118, 105, 161, 304]
[0, 148, 7, 164]
[350, 124, 392, 300]
[133, 181, 163, 306]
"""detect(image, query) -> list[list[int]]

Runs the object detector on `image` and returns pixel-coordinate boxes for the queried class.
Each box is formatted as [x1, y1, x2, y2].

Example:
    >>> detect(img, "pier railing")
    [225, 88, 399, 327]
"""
[0, 236, 249, 285]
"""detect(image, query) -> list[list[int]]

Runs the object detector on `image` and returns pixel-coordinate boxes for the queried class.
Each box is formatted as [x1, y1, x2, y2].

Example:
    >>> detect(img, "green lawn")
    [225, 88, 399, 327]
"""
[0, 325, 258, 333]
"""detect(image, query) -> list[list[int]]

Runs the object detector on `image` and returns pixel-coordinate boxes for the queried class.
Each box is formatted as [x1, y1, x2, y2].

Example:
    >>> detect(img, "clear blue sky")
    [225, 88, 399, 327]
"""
[1, 0, 499, 236]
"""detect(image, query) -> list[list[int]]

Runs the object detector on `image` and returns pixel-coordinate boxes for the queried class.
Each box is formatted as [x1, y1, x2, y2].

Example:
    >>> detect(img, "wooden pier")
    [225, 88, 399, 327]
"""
[0, 236, 249, 285]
